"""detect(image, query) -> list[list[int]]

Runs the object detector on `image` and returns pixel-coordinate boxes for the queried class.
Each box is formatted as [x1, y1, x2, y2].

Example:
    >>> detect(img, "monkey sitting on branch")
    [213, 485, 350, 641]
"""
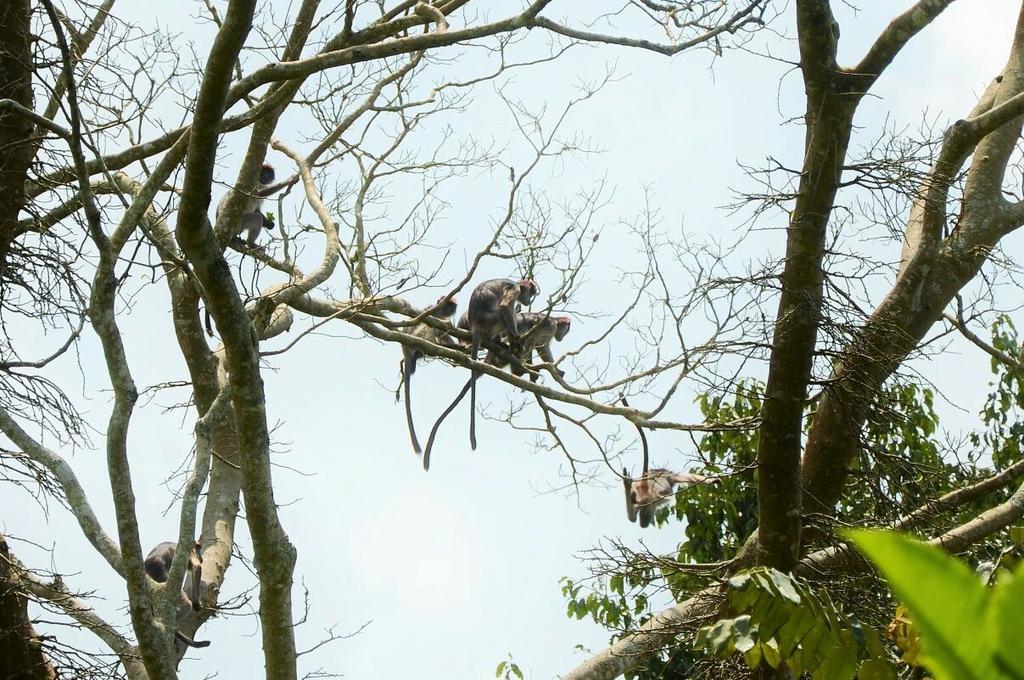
[489, 311, 571, 382]
[620, 398, 719, 528]
[400, 295, 459, 455]
[215, 162, 287, 250]
[420, 278, 540, 471]
[143, 540, 211, 650]
[419, 309, 571, 469]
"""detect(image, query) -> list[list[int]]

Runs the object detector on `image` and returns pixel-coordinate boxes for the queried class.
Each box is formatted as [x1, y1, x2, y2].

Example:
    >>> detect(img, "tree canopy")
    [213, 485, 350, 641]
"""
[2, 1, 1024, 679]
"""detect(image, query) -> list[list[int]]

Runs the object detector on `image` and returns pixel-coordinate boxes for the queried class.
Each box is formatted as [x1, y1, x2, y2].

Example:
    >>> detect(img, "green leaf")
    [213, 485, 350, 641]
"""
[756, 596, 791, 640]
[992, 569, 1024, 680]
[777, 607, 816, 658]
[761, 637, 781, 669]
[847, 530, 993, 680]
[857, 658, 897, 680]
[1010, 526, 1024, 547]
[769, 569, 802, 604]
[742, 642, 762, 669]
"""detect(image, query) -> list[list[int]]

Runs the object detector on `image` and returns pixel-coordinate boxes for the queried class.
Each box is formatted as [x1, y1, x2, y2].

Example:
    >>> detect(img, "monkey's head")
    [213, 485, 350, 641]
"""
[433, 296, 457, 320]
[517, 279, 539, 306]
[554, 316, 571, 341]
[259, 162, 275, 185]
[631, 478, 662, 528]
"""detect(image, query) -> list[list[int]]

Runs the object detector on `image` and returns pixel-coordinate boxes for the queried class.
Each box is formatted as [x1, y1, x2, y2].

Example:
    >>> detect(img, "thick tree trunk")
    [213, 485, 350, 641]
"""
[755, 0, 854, 572]
[0, 0, 34, 283]
[802, 4, 1024, 517]
[0, 536, 57, 680]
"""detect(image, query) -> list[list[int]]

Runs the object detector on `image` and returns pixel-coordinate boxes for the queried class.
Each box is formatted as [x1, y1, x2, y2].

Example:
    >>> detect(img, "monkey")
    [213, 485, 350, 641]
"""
[420, 278, 539, 470]
[455, 312, 471, 347]
[144, 540, 211, 649]
[490, 312, 571, 382]
[619, 398, 719, 528]
[216, 162, 281, 248]
[401, 296, 459, 454]
[418, 311, 568, 467]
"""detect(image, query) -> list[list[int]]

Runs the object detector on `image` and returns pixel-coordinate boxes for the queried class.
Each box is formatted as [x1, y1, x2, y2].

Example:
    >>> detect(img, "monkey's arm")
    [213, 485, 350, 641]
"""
[622, 469, 638, 522]
[188, 555, 202, 611]
[535, 344, 565, 379]
[668, 472, 716, 487]
[499, 286, 522, 338]
[255, 176, 293, 198]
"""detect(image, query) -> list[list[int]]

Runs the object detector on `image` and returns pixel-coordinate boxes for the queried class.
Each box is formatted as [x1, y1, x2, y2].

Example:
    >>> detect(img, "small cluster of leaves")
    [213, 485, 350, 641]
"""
[494, 654, 523, 680]
[851, 530, 1024, 680]
[694, 568, 896, 680]
[976, 315, 1024, 469]
[678, 382, 762, 563]
[561, 565, 650, 633]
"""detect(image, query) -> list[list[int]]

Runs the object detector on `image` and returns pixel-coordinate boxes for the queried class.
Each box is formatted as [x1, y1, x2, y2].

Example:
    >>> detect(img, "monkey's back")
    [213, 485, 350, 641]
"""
[467, 278, 515, 331]
[144, 541, 177, 582]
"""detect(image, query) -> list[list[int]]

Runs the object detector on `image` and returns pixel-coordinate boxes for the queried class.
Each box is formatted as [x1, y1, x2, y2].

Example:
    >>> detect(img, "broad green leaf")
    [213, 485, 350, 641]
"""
[761, 637, 781, 669]
[812, 637, 856, 680]
[777, 607, 816, 658]
[742, 642, 762, 669]
[756, 597, 791, 640]
[993, 570, 1024, 680]
[734, 628, 756, 654]
[1010, 526, 1024, 547]
[706, 619, 733, 654]
[799, 620, 829, 668]
[769, 569, 801, 603]
[848, 530, 992, 680]
[694, 625, 710, 650]
[858, 658, 897, 680]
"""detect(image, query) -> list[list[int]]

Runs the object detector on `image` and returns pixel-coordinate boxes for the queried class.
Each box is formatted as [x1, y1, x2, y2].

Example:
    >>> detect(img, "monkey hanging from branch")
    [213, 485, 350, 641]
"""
[620, 397, 719, 528]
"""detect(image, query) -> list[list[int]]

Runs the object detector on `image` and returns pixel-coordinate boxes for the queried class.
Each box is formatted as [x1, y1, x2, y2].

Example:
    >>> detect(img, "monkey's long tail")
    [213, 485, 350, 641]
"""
[422, 377, 473, 471]
[469, 370, 479, 451]
[404, 372, 422, 454]
[621, 397, 650, 476]
[176, 630, 211, 648]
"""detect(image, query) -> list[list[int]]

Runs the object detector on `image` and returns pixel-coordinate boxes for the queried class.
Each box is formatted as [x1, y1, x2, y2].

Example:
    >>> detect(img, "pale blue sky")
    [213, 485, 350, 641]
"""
[4, 2, 1023, 679]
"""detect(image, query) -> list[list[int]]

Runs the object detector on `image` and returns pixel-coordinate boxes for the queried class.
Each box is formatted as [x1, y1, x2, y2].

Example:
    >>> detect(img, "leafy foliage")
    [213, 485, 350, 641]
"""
[850, 530, 1024, 680]
[836, 381, 980, 528]
[694, 568, 896, 680]
[495, 654, 524, 680]
[563, 319, 1024, 678]
[977, 315, 1024, 469]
